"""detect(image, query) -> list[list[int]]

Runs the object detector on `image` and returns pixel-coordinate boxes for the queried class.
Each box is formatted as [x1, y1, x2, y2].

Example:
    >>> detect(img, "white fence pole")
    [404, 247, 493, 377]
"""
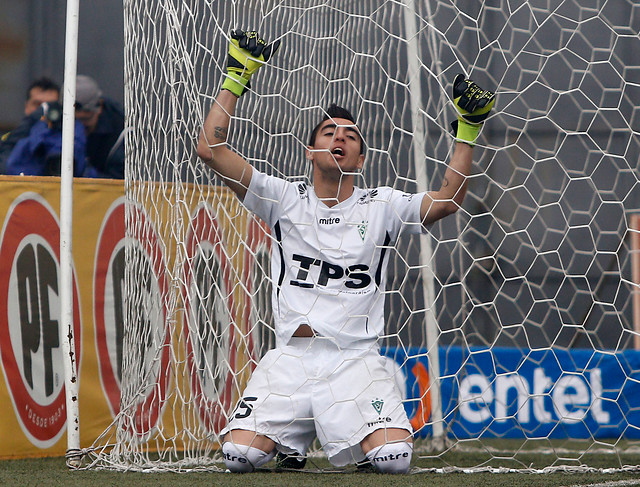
[60, 0, 81, 468]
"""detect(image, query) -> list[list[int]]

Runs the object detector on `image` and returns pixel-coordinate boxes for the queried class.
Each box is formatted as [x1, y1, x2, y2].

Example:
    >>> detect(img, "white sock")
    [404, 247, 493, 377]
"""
[365, 442, 413, 474]
[222, 442, 276, 473]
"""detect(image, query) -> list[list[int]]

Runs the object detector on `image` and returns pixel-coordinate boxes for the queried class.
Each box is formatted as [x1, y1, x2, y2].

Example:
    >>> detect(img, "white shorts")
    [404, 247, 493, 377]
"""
[221, 336, 412, 466]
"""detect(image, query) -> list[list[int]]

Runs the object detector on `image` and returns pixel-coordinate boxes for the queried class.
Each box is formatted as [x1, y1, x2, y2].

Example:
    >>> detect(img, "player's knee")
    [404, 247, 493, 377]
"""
[365, 441, 413, 474]
[222, 442, 275, 473]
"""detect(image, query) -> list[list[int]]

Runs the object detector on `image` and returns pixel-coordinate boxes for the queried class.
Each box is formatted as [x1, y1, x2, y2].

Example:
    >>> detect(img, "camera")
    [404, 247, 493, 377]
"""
[42, 101, 63, 131]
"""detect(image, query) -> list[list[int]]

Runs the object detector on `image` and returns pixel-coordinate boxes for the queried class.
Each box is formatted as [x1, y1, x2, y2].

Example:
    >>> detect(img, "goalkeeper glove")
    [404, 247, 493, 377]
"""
[221, 30, 281, 97]
[451, 73, 495, 146]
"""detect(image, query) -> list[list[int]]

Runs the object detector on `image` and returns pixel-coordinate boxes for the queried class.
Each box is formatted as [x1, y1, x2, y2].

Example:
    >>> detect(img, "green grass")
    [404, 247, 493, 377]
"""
[3, 456, 640, 487]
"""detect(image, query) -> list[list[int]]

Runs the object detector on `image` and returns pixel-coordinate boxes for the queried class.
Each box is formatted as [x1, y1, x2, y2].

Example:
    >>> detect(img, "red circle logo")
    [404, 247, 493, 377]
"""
[0, 194, 82, 447]
[182, 204, 235, 434]
[94, 200, 171, 435]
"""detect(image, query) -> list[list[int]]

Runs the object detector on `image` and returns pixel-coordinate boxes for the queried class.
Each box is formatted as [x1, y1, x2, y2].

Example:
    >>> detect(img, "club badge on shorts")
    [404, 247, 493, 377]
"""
[371, 398, 384, 415]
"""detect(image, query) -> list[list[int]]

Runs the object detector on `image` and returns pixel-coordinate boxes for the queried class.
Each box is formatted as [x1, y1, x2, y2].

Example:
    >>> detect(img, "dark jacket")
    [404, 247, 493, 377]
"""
[0, 110, 42, 174]
[5, 115, 86, 177]
[84, 97, 125, 179]
[0, 97, 125, 179]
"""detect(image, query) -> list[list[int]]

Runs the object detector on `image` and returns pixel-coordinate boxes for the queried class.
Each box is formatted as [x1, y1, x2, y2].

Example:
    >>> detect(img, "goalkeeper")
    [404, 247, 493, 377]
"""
[197, 30, 495, 474]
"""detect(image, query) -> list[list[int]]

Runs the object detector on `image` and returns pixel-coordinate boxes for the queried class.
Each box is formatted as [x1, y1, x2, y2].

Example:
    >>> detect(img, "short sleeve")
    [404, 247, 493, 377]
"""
[385, 188, 427, 239]
[241, 169, 289, 227]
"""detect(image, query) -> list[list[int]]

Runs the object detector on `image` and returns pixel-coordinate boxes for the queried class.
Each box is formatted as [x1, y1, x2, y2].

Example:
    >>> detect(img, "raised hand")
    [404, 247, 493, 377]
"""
[221, 30, 281, 97]
[451, 74, 496, 146]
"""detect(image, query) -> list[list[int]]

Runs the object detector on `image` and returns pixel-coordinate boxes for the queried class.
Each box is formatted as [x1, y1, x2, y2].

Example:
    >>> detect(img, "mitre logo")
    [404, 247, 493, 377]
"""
[318, 217, 340, 225]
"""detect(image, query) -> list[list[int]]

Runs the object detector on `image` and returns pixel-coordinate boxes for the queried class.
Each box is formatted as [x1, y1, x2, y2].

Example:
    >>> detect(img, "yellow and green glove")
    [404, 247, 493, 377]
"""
[451, 74, 496, 146]
[221, 30, 281, 97]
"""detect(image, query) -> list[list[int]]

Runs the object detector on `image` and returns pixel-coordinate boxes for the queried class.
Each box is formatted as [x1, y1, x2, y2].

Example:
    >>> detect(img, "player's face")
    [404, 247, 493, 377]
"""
[25, 88, 59, 116]
[307, 117, 364, 174]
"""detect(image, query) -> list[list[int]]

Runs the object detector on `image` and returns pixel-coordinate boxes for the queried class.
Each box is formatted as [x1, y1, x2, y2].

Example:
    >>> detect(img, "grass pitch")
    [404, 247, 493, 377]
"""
[3, 456, 640, 487]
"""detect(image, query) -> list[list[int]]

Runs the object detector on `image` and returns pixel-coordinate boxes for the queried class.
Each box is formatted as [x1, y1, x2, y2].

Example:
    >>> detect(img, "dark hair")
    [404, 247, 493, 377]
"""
[308, 104, 364, 154]
[26, 77, 60, 100]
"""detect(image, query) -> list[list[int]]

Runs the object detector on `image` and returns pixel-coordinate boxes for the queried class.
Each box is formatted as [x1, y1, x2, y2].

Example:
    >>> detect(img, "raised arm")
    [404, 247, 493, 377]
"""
[197, 90, 252, 198]
[421, 74, 495, 226]
[196, 30, 281, 200]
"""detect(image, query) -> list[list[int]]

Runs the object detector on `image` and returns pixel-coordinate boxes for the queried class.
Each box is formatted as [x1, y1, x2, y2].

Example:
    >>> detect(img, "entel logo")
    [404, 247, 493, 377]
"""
[459, 368, 610, 425]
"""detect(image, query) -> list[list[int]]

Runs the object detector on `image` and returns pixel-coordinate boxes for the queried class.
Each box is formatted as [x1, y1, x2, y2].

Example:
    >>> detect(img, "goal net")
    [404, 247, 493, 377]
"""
[85, 0, 640, 473]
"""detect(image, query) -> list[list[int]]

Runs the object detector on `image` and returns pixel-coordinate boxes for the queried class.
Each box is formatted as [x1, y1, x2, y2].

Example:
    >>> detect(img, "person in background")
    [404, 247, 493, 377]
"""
[73, 75, 126, 179]
[23, 77, 61, 116]
[0, 77, 61, 173]
[5, 96, 86, 177]
[1, 75, 126, 179]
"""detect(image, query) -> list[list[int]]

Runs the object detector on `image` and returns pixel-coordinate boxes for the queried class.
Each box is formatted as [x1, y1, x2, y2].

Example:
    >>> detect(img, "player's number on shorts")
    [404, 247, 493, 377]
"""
[233, 396, 257, 419]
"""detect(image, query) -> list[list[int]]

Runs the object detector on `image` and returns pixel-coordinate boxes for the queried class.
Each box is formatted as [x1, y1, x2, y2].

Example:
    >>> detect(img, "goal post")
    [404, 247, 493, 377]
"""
[403, 0, 445, 449]
[82, 0, 640, 473]
[60, 0, 81, 467]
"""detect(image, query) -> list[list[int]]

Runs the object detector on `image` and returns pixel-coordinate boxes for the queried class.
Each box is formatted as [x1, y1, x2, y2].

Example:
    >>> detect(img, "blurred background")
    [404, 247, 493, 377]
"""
[0, 0, 124, 132]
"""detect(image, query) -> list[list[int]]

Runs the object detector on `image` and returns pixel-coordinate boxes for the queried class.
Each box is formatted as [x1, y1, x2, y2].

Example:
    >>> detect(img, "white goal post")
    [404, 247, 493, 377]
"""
[60, 0, 81, 467]
[81, 0, 640, 473]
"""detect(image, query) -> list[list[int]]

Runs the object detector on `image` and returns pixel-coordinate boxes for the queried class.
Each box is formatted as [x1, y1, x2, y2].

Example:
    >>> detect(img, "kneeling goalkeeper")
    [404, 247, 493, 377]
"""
[196, 30, 495, 474]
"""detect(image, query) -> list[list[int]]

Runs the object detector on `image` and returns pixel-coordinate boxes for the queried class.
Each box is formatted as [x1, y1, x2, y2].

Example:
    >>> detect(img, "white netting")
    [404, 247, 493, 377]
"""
[85, 0, 640, 473]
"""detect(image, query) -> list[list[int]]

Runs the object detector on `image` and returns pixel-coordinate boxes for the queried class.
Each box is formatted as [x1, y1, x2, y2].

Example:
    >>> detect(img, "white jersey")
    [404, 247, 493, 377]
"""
[242, 169, 427, 349]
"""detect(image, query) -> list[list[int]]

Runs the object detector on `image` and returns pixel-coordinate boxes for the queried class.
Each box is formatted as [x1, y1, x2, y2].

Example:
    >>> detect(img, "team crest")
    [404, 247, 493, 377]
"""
[358, 220, 368, 241]
[372, 398, 384, 414]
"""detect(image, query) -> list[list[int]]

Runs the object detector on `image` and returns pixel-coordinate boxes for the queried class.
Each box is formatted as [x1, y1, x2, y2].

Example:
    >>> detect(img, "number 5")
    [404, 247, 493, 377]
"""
[233, 396, 257, 419]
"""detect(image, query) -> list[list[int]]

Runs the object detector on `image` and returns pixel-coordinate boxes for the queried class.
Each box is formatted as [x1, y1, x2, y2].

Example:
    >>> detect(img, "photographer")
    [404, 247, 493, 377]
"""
[1, 74, 124, 178]
[6, 101, 86, 177]
[0, 77, 61, 173]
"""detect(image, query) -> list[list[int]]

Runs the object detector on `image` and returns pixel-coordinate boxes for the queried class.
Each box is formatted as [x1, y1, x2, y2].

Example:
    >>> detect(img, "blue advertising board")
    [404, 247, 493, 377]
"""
[382, 346, 640, 439]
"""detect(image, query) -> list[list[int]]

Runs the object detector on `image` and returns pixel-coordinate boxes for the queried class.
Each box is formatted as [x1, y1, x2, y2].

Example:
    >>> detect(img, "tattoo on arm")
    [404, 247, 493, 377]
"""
[214, 126, 228, 141]
[442, 177, 450, 187]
